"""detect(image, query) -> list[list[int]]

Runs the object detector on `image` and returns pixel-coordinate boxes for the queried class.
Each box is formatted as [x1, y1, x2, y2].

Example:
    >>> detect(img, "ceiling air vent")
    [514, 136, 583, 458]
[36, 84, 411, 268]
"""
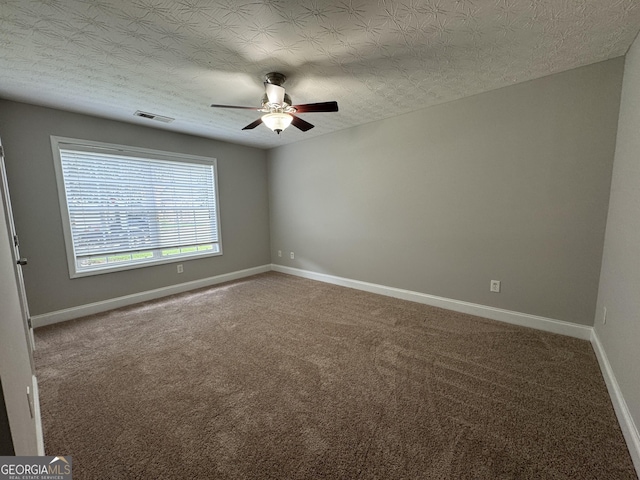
[134, 110, 174, 123]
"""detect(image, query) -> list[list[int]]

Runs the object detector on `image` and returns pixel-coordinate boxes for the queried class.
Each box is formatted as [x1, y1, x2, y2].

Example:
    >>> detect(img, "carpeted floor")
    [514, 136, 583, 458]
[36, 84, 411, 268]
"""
[34, 272, 636, 479]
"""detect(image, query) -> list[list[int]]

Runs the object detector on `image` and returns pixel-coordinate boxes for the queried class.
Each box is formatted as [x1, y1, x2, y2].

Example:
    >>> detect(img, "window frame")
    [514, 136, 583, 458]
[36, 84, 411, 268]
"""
[51, 136, 223, 278]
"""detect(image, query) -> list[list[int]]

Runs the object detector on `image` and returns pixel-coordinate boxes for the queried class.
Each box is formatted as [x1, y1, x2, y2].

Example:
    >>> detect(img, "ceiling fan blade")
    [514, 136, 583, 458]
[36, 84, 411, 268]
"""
[265, 83, 285, 105]
[242, 118, 263, 130]
[292, 101, 339, 113]
[291, 115, 314, 132]
[211, 104, 259, 110]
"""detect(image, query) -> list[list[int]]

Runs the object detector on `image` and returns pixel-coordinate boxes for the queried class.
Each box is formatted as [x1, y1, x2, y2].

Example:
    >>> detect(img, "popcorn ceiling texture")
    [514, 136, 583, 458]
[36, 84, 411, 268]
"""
[34, 273, 636, 479]
[1, 0, 639, 148]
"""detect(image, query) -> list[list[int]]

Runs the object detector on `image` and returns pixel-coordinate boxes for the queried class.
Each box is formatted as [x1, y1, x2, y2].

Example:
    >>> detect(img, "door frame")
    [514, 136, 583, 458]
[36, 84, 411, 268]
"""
[0, 141, 35, 362]
[0, 137, 44, 455]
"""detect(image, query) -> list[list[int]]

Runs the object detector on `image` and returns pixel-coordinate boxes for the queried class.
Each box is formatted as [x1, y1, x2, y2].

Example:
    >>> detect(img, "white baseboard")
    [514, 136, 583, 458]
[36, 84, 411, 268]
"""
[591, 330, 640, 476]
[271, 264, 593, 340]
[31, 264, 271, 328]
[34, 262, 592, 337]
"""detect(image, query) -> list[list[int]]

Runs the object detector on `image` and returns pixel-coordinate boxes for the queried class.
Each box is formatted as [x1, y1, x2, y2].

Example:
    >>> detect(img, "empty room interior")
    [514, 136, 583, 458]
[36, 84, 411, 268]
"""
[1, 1, 639, 478]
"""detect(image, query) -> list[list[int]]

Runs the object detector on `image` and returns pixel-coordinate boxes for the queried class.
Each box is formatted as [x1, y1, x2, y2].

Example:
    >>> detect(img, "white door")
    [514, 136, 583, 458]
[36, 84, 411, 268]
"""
[0, 138, 44, 455]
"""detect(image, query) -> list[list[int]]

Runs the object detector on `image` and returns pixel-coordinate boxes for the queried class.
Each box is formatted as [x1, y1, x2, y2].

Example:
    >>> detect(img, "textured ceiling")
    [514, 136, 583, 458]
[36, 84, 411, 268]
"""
[1, 0, 639, 149]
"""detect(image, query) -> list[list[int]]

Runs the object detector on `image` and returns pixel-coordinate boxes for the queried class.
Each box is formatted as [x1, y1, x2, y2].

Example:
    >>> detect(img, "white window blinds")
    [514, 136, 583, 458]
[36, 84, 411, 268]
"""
[53, 138, 222, 277]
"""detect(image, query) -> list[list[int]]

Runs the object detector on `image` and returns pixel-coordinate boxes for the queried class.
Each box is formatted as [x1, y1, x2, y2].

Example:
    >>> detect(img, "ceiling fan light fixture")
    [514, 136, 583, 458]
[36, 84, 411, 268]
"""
[262, 112, 293, 134]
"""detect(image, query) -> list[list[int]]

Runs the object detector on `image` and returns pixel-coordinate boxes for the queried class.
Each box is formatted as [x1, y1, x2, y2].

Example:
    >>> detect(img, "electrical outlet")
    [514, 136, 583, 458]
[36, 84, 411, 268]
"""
[278, 250, 282, 257]
[603, 306, 607, 325]
[177, 264, 183, 274]
[490, 280, 501, 293]
[290, 252, 295, 259]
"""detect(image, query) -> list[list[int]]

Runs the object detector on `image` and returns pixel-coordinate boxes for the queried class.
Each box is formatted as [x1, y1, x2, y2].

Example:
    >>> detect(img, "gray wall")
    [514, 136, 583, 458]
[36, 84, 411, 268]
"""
[0, 100, 270, 315]
[595, 36, 640, 445]
[268, 58, 623, 326]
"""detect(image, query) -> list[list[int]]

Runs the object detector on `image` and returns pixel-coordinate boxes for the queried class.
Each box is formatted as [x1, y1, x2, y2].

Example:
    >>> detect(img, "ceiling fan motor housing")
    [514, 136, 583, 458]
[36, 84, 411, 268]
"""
[264, 72, 286, 86]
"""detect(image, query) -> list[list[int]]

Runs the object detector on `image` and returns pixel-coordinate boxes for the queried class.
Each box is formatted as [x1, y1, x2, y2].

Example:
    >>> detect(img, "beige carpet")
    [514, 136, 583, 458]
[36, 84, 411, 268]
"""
[34, 272, 636, 479]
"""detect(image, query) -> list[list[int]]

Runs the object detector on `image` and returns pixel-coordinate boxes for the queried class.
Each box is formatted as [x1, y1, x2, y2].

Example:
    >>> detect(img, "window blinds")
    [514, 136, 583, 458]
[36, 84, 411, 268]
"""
[59, 147, 219, 259]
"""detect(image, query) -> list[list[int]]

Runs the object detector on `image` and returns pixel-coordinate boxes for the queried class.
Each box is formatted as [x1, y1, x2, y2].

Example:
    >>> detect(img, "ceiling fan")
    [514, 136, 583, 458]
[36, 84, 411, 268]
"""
[211, 72, 339, 134]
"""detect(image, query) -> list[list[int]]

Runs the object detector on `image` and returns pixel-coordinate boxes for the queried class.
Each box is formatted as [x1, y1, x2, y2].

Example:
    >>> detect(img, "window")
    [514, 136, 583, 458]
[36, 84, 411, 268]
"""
[51, 137, 222, 277]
